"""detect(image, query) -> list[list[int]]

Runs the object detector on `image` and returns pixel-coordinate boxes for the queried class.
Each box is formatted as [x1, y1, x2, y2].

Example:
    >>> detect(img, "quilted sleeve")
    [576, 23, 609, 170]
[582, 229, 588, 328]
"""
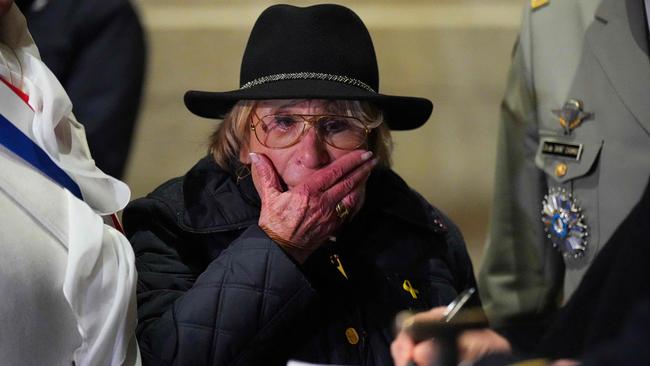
[130, 221, 317, 366]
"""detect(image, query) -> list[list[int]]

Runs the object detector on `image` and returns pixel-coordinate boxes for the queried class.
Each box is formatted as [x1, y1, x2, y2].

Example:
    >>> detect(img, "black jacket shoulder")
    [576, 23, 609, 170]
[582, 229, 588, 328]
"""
[124, 157, 260, 236]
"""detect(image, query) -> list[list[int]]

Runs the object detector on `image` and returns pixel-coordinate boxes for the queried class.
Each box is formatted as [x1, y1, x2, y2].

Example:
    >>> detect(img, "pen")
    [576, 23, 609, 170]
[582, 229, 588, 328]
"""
[442, 287, 476, 322]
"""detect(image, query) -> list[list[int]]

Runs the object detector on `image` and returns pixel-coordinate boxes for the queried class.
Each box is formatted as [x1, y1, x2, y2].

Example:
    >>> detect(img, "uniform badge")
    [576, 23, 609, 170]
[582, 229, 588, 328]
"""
[552, 99, 593, 135]
[541, 187, 588, 258]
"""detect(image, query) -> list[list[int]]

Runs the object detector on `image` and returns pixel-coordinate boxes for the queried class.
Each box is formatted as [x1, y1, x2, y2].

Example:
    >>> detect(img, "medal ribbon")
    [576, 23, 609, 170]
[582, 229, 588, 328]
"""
[0, 112, 82, 199]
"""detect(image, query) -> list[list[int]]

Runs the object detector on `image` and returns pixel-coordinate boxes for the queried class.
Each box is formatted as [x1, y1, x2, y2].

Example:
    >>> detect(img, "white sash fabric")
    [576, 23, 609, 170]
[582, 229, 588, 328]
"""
[0, 4, 129, 214]
[0, 4, 139, 365]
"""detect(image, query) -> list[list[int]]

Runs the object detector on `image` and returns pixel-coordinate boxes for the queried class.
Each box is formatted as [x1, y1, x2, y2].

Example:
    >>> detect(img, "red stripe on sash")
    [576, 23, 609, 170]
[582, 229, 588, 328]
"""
[0, 76, 30, 105]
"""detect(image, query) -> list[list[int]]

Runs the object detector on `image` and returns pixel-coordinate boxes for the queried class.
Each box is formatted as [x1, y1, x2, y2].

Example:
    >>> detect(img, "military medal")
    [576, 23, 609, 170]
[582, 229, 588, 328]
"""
[552, 99, 593, 135]
[541, 187, 588, 258]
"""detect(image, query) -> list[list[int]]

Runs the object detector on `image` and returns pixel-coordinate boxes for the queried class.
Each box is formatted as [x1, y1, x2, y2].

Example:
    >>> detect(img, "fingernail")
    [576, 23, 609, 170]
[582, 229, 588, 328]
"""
[371, 158, 379, 167]
[361, 151, 373, 161]
[249, 152, 259, 163]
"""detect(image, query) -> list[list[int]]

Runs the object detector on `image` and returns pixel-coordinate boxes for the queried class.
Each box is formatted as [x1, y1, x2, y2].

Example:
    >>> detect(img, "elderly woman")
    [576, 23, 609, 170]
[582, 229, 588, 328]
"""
[124, 4, 478, 365]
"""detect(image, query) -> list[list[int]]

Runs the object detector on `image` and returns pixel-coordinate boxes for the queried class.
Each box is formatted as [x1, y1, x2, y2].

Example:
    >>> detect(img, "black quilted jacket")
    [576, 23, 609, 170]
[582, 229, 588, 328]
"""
[123, 156, 479, 366]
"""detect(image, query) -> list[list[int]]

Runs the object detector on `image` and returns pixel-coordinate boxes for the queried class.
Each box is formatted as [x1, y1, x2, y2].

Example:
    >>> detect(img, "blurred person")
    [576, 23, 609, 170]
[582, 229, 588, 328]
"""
[0, 2, 139, 365]
[15, 0, 146, 178]
[122, 4, 480, 365]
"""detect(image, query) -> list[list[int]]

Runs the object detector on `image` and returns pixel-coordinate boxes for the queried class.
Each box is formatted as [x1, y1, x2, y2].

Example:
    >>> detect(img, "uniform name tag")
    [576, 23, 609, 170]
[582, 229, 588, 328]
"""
[541, 140, 583, 160]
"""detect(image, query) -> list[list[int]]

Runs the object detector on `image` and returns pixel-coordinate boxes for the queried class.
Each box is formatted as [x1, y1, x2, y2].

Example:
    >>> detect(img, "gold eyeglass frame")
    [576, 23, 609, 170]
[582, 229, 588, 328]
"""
[250, 112, 371, 150]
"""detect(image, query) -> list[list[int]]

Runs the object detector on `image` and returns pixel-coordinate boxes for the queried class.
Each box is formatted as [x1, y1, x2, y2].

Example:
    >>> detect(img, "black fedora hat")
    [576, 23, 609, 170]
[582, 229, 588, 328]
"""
[184, 4, 433, 130]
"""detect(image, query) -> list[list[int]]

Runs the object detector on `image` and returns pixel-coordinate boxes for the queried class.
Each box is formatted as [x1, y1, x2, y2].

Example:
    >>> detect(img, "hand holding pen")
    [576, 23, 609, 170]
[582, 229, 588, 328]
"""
[391, 288, 510, 366]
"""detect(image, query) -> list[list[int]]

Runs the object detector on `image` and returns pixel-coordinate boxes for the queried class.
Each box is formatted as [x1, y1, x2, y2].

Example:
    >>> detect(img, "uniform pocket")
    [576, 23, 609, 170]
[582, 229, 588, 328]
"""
[534, 132, 603, 183]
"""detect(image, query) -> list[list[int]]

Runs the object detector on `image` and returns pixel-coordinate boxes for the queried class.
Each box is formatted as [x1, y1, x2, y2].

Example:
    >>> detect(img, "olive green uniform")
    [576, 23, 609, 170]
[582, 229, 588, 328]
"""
[479, 0, 650, 332]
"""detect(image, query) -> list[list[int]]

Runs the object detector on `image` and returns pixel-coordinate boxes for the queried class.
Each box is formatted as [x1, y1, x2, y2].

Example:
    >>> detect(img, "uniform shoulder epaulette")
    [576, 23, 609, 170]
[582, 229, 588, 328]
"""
[531, 0, 549, 11]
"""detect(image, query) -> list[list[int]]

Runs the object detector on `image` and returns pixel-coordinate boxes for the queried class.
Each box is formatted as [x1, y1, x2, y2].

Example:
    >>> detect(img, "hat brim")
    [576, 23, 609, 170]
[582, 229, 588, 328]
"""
[184, 79, 433, 131]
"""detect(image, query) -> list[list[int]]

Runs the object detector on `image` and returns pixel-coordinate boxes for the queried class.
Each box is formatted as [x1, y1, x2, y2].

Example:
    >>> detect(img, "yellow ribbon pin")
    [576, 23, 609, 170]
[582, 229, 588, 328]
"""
[402, 280, 419, 299]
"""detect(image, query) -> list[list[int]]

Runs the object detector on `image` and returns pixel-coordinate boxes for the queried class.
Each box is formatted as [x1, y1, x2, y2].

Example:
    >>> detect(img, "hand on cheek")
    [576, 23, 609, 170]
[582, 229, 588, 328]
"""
[250, 150, 377, 263]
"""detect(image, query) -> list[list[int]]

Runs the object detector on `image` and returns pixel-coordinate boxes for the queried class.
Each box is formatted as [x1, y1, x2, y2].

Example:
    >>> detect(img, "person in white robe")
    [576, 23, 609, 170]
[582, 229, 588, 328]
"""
[0, 2, 140, 365]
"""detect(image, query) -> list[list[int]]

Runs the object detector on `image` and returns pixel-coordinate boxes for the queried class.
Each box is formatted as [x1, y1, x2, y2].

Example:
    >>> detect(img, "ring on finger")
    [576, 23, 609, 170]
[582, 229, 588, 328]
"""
[335, 202, 350, 219]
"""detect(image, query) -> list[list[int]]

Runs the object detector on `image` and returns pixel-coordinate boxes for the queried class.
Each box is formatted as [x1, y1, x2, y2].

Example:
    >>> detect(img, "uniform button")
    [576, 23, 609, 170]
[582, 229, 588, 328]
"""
[345, 327, 359, 345]
[555, 162, 568, 177]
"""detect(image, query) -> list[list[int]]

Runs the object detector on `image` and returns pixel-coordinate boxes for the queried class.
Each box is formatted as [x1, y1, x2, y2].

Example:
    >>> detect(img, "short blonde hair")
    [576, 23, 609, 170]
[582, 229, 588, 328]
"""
[209, 100, 393, 171]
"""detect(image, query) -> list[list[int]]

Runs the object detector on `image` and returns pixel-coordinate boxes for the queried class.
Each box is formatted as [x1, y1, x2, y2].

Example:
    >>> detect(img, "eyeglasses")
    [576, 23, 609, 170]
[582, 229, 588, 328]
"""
[251, 112, 371, 150]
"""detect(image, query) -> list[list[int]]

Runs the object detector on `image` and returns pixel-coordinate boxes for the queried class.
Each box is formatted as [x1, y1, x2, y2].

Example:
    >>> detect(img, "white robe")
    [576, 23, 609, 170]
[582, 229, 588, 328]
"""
[0, 4, 139, 366]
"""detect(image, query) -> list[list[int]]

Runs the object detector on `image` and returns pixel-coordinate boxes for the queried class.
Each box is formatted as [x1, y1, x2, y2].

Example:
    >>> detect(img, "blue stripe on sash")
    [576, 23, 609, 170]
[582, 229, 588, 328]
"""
[0, 113, 82, 199]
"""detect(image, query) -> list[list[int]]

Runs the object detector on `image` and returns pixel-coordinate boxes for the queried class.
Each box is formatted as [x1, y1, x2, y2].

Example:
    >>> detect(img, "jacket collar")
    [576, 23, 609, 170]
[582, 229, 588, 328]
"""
[363, 167, 446, 235]
[179, 156, 260, 233]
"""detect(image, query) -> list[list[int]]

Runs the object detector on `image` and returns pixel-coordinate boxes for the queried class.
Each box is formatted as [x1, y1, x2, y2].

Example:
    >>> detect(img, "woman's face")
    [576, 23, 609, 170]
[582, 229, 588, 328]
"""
[244, 99, 361, 189]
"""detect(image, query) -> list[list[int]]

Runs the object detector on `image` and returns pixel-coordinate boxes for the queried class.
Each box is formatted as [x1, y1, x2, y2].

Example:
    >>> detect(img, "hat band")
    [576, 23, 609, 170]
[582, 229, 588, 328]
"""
[240, 72, 376, 93]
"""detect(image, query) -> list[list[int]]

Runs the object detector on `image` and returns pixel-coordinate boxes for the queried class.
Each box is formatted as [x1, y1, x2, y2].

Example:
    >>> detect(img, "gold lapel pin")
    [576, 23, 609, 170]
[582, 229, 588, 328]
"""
[330, 254, 348, 279]
[552, 99, 594, 135]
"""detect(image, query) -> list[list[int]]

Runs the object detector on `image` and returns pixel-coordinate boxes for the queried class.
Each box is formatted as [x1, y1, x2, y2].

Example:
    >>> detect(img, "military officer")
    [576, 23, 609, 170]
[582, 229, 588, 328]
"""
[479, 0, 650, 350]
[392, 1, 650, 363]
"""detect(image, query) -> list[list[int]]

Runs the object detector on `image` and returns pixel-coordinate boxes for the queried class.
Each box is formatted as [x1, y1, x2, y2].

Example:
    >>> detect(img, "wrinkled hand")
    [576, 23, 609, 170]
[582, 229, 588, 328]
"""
[250, 150, 377, 263]
[391, 307, 512, 366]
[391, 307, 446, 366]
[457, 328, 511, 362]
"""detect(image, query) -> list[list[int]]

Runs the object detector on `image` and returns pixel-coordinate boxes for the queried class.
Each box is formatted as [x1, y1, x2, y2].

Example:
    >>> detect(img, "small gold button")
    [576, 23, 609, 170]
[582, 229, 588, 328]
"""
[555, 162, 568, 177]
[345, 327, 359, 345]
